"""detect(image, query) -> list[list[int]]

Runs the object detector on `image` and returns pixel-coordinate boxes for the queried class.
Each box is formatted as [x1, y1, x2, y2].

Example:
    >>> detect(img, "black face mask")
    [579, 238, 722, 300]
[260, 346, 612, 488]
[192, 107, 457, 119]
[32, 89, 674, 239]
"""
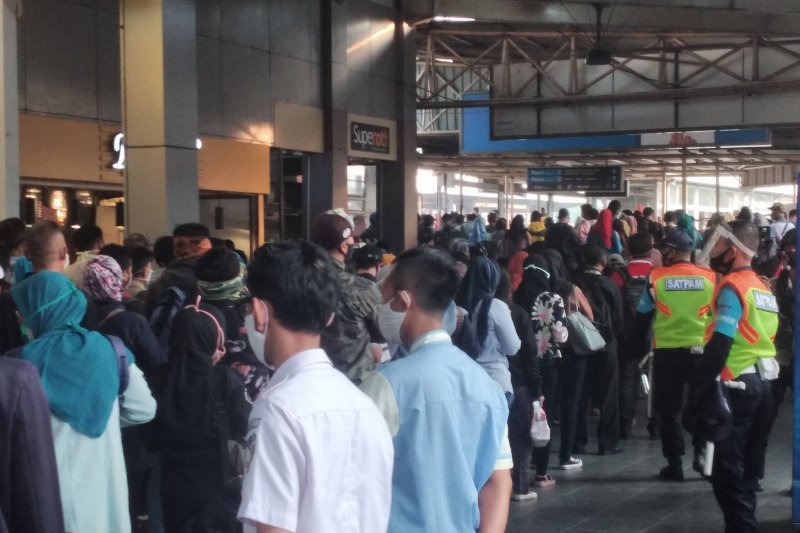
[709, 247, 735, 275]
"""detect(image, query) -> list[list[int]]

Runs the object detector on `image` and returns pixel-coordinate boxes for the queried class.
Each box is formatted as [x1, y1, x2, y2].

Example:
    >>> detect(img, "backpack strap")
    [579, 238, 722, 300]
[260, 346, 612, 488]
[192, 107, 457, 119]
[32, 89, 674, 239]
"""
[105, 335, 129, 406]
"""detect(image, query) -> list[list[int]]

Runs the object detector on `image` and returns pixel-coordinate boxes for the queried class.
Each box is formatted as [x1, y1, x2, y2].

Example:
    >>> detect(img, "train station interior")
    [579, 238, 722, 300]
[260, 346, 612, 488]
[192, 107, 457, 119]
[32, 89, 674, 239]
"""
[0, 0, 798, 531]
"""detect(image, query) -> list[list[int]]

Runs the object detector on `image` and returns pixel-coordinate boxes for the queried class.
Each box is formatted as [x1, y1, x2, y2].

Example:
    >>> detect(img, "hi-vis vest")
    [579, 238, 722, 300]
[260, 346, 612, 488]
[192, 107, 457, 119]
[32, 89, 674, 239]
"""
[714, 269, 778, 379]
[650, 263, 716, 349]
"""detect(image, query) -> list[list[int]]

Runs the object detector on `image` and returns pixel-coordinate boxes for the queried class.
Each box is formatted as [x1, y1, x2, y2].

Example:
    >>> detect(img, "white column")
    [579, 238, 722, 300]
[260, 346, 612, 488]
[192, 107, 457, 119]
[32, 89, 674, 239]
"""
[120, 0, 199, 238]
[0, 2, 19, 220]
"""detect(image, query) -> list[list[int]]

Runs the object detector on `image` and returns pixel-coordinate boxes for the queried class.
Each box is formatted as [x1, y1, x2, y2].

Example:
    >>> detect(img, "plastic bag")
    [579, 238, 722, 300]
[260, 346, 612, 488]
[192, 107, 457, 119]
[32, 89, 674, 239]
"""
[530, 400, 551, 447]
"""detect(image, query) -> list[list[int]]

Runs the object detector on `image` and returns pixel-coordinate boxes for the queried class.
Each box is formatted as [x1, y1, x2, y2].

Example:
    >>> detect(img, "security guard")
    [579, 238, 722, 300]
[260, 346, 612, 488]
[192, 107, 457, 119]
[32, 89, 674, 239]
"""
[693, 220, 778, 533]
[632, 229, 715, 481]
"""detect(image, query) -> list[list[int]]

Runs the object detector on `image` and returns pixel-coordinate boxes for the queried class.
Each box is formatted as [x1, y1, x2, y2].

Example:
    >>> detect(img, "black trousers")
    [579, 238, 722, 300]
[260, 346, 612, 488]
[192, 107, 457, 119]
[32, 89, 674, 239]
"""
[653, 348, 700, 463]
[746, 364, 792, 480]
[618, 340, 640, 434]
[711, 373, 771, 533]
[576, 341, 620, 453]
[509, 386, 534, 493]
[558, 348, 587, 463]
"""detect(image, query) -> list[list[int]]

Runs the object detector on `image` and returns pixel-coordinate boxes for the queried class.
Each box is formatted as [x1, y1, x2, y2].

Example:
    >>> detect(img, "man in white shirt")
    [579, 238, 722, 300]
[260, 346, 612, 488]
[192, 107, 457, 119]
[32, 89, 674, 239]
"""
[238, 240, 394, 533]
[769, 202, 794, 245]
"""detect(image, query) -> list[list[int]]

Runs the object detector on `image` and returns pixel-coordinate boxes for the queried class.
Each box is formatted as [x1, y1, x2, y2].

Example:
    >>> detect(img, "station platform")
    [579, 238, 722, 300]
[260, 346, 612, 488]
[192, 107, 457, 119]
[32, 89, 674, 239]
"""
[508, 399, 794, 533]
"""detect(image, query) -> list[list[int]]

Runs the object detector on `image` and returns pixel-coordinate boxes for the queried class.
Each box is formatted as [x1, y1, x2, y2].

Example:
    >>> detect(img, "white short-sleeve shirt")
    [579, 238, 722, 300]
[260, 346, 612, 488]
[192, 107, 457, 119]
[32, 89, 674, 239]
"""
[238, 349, 394, 533]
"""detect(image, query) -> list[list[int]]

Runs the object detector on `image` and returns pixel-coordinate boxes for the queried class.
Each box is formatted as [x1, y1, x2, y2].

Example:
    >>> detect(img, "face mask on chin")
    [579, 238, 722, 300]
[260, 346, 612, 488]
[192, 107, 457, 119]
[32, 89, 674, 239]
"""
[709, 247, 735, 275]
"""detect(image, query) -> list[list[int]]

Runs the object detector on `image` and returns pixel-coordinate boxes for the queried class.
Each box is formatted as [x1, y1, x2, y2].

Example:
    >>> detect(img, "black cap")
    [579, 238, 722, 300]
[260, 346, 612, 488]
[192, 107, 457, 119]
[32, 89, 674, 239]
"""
[352, 244, 384, 269]
[665, 229, 693, 252]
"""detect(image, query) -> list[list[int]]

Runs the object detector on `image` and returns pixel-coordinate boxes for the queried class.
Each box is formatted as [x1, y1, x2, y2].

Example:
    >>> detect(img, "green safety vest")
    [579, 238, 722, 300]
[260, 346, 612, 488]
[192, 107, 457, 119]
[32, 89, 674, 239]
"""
[650, 263, 716, 349]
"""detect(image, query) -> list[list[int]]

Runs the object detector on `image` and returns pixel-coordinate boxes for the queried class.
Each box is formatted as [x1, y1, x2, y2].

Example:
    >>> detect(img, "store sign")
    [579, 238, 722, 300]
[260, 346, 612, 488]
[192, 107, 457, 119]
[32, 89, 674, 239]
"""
[111, 133, 203, 170]
[350, 122, 391, 155]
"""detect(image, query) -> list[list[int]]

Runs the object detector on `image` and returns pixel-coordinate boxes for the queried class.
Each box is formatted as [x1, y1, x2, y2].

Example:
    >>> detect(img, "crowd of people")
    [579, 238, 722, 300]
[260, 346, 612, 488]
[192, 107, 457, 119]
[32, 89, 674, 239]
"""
[0, 197, 793, 533]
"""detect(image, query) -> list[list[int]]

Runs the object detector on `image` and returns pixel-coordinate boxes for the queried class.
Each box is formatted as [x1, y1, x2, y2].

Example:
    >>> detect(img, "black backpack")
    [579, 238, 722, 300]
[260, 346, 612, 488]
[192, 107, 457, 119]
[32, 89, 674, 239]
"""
[148, 286, 188, 350]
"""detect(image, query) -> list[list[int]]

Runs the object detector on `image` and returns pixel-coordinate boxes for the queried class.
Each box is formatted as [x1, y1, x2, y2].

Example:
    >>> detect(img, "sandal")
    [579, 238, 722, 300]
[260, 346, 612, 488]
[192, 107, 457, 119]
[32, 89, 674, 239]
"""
[533, 474, 556, 487]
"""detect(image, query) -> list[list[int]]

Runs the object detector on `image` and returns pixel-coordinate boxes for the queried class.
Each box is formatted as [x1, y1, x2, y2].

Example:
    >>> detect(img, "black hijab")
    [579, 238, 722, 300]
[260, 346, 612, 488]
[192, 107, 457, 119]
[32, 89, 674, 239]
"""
[155, 305, 227, 433]
[514, 254, 551, 312]
[540, 249, 573, 301]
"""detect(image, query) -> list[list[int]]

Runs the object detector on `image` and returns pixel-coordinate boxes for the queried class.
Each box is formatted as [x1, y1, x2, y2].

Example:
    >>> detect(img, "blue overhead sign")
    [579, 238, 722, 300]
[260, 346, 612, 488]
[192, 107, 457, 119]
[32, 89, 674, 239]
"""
[462, 92, 771, 154]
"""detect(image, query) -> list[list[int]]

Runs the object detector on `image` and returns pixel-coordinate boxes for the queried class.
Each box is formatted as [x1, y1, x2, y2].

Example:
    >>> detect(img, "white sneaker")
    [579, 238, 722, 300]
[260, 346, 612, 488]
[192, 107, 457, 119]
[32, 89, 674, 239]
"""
[554, 457, 583, 470]
[511, 491, 538, 502]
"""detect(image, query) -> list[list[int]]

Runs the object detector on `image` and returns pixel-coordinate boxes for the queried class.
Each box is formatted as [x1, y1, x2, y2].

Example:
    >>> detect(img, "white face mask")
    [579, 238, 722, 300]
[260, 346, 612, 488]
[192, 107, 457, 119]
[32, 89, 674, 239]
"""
[377, 295, 406, 347]
[244, 298, 268, 366]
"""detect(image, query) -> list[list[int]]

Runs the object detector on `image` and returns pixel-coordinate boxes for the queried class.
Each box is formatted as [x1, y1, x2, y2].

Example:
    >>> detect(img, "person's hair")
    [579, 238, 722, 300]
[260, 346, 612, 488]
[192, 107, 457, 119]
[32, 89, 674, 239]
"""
[26, 221, 62, 270]
[578, 243, 606, 269]
[608, 200, 621, 214]
[530, 211, 542, 222]
[123, 233, 150, 249]
[466, 213, 477, 222]
[587, 208, 599, 221]
[581, 203, 592, 217]
[790, 209, 797, 218]
[0, 217, 27, 250]
[247, 240, 338, 333]
[781, 228, 796, 250]
[494, 269, 511, 305]
[735, 206, 752, 223]
[73, 224, 103, 252]
[421, 214, 434, 228]
[558, 208, 569, 220]
[153, 236, 175, 267]
[627, 232, 653, 258]
[99, 244, 132, 272]
[494, 218, 508, 231]
[172, 223, 210, 239]
[129, 245, 155, 276]
[456, 214, 465, 225]
[663, 211, 677, 224]
[487, 212, 498, 224]
[642, 207, 655, 218]
[509, 214, 527, 240]
[388, 247, 459, 313]
[728, 220, 759, 252]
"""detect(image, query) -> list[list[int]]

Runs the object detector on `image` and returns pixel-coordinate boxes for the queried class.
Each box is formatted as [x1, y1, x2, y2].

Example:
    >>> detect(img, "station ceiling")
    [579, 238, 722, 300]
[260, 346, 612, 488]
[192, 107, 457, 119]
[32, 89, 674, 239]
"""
[408, 1, 800, 186]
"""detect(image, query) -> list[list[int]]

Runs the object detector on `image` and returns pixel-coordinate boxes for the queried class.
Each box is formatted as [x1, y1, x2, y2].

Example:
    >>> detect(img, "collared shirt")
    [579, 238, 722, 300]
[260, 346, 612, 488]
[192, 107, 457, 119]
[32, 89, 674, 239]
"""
[238, 349, 393, 533]
[360, 332, 511, 533]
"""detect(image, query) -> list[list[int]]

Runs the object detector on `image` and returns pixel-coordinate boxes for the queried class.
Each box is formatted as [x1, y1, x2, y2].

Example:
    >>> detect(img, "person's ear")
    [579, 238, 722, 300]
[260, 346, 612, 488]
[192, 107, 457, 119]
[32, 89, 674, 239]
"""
[252, 298, 268, 333]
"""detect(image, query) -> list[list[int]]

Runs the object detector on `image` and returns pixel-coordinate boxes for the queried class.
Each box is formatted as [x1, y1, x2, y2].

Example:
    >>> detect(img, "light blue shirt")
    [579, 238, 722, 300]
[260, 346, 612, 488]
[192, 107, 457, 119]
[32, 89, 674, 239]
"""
[474, 299, 522, 396]
[360, 331, 511, 533]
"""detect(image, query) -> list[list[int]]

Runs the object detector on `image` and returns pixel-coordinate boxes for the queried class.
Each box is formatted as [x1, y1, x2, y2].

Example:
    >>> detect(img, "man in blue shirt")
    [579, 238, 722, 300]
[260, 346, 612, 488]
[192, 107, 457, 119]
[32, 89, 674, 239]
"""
[361, 247, 512, 533]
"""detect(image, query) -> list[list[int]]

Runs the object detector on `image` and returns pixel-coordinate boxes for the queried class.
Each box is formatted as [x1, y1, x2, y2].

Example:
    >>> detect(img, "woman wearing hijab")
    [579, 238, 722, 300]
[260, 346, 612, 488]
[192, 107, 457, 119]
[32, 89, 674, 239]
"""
[456, 256, 521, 400]
[537, 248, 594, 470]
[148, 304, 250, 533]
[513, 254, 569, 486]
[10, 271, 156, 533]
[84, 255, 165, 376]
[588, 208, 623, 255]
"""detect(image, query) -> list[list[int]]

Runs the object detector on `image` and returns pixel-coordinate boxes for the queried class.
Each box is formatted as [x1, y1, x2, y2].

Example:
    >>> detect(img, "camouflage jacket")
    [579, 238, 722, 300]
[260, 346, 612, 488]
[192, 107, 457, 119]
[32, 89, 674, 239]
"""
[321, 260, 384, 383]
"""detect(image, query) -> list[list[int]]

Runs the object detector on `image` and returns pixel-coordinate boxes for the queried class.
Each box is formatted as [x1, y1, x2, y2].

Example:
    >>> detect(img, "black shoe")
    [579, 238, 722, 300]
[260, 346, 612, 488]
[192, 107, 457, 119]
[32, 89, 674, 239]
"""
[598, 446, 624, 456]
[659, 464, 685, 481]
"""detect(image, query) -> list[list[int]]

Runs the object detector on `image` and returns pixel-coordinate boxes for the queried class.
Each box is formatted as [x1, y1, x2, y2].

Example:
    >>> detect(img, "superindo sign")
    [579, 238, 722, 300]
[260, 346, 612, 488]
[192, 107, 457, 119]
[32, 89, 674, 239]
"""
[347, 115, 396, 161]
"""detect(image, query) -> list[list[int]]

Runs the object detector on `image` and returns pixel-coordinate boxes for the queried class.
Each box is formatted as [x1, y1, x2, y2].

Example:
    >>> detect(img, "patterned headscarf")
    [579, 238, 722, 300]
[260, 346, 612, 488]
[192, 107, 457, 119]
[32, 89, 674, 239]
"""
[83, 255, 123, 302]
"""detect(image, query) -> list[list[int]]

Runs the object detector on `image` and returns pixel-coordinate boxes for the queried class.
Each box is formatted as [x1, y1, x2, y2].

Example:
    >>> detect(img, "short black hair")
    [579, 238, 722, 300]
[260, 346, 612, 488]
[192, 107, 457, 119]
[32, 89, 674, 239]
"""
[173, 223, 210, 239]
[587, 208, 599, 220]
[728, 220, 759, 252]
[26, 221, 62, 270]
[558, 208, 569, 219]
[530, 211, 542, 222]
[73, 224, 103, 252]
[128, 245, 155, 276]
[153, 236, 175, 267]
[790, 209, 797, 217]
[627, 232, 653, 258]
[663, 211, 677, 223]
[247, 240, 339, 333]
[608, 200, 621, 214]
[388, 247, 459, 313]
[578, 243, 606, 268]
[642, 207, 655, 218]
[0, 217, 27, 250]
[99, 244, 132, 271]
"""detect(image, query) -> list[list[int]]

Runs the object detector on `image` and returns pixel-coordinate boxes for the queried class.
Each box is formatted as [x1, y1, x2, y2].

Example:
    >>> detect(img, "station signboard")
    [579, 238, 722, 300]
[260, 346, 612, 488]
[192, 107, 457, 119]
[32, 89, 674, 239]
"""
[527, 165, 624, 193]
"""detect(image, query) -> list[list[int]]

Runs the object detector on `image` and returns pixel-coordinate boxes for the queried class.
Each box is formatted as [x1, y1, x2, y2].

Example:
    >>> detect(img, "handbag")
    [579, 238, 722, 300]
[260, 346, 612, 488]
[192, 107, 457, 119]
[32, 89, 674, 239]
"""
[566, 300, 606, 356]
[530, 401, 551, 447]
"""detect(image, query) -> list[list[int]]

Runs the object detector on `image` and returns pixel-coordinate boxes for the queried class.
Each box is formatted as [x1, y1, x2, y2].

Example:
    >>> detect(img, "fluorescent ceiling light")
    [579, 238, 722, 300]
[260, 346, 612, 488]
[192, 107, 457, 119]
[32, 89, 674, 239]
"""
[718, 143, 773, 149]
[434, 57, 454, 63]
[433, 16, 476, 22]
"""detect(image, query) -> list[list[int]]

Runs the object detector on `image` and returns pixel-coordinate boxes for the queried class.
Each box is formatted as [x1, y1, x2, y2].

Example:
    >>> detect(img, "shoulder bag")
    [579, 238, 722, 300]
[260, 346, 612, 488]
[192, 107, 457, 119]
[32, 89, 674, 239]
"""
[565, 299, 606, 356]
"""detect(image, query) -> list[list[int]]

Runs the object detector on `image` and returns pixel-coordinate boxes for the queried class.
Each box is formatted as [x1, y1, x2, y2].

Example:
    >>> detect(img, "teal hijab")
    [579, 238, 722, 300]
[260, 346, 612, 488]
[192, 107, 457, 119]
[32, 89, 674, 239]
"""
[11, 271, 119, 438]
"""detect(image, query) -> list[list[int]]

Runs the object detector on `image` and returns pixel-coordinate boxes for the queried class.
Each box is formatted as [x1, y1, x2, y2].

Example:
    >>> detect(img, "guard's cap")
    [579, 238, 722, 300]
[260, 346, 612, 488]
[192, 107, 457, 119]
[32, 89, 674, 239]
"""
[665, 229, 693, 252]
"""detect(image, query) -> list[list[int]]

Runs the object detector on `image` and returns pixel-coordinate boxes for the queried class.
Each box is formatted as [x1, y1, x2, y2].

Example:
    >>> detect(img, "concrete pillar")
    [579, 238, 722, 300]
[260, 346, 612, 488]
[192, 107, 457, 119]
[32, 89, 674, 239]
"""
[120, 0, 199, 238]
[0, 2, 19, 220]
[380, 3, 417, 252]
